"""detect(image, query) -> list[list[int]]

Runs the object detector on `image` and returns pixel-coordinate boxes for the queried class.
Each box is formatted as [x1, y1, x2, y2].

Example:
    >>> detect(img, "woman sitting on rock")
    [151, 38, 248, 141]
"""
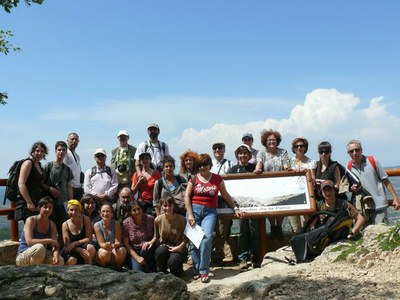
[16, 196, 64, 266]
[61, 199, 96, 265]
[122, 200, 156, 272]
[94, 202, 126, 269]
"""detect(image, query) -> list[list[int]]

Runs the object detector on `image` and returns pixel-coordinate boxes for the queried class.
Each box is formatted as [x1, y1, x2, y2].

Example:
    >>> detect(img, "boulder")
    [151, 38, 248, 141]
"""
[0, 240, 19, 266]
[0, 265, 192, 300]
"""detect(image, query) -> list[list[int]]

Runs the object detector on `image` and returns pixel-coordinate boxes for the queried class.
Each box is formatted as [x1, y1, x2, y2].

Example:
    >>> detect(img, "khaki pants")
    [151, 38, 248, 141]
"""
[16, 244, 64, 266]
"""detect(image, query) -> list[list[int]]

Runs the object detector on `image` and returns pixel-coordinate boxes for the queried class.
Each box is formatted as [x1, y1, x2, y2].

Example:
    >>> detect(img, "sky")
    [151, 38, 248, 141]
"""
[1, 0, 400, 177]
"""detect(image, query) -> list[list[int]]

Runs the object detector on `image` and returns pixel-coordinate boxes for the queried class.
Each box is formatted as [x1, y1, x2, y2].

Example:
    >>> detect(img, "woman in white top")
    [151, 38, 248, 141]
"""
[288, 137, 317, 234]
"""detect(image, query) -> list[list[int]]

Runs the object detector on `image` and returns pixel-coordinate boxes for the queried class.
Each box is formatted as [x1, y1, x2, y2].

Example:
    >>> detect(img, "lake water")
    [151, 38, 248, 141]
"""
[2, 176, 400, 241]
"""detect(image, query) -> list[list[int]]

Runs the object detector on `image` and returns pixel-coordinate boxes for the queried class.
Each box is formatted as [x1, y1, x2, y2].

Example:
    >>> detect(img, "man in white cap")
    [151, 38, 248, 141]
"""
[111, 130, 137, 189]
[210, 142, 234, 266]
[84, 148, 119, 203]
[134, 123, 169, 173]
[241, 133, 258, 165]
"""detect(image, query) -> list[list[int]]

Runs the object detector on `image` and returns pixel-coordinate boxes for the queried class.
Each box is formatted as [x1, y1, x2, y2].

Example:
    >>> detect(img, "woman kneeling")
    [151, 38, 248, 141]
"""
[149, 197, 187, 277]
[16, 196, 64, 266]
[94, 202, 126, 268]
[61, 200, 96, 265]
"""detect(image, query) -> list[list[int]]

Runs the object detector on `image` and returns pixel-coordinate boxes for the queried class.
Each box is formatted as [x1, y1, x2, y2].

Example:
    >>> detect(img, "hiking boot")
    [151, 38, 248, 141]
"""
[239, 260, 249, 270]
[212, 258, 225, 267]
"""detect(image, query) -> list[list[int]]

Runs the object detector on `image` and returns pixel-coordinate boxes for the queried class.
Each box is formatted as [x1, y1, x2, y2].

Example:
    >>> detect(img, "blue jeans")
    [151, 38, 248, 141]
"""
[188, 204, 217, 275]
[130, 246, 156, 273]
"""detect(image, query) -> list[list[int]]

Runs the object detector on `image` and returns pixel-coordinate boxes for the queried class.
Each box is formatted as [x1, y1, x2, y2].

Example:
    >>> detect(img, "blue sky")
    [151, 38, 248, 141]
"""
[1, 1, 400, 177]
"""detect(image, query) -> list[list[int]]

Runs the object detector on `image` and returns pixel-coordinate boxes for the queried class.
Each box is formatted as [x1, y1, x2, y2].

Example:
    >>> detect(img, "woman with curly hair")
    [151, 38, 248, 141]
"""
[254, 129, 290, 240]
[179, 150, 200, 181]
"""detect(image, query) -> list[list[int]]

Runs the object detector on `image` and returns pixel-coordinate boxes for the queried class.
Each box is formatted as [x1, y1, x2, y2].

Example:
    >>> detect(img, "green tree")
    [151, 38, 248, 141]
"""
[1, 0, 44, 104]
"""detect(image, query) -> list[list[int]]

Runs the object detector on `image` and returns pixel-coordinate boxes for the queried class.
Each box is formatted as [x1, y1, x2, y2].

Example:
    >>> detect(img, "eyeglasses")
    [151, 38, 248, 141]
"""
[318, 150, 331, 155]
[294, 144, 305, 149]
[348, 148, 361, 154]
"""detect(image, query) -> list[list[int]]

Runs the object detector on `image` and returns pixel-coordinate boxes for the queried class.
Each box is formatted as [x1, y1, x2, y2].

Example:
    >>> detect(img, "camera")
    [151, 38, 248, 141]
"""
[118, 164, 127, 173]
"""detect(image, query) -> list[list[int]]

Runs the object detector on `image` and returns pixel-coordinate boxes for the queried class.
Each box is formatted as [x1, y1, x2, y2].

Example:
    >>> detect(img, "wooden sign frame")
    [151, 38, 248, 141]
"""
[219, 170, 317, 218]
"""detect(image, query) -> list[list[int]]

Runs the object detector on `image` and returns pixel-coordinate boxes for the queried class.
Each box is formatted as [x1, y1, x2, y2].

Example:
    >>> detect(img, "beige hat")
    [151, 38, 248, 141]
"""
[235, 144, 252, 160]
[148, 123, 159, 130]
[94, 148, 106, 156]
[320, 180, 334, 190]
[117, 130, 129, 137]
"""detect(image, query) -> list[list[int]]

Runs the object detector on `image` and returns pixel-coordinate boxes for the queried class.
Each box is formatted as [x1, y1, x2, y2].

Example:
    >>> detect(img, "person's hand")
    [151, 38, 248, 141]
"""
[138, 175, 147, 184]
[77, 247, 92, 264]
[142, 241, 153, 251]
[168, 246, 181, 253]
[136, 256, 146, 265]
[350, 184, 361, 193]
[52, 254, 59, 265]
[188, 214, 196, 226]
[64, 241, 76, 253]
[393, 198, 400, 210]
[105, 242, 113, 252]
[49, 187, 60, 199]
[235, 209, 245, 219]
[254, 169, 262, 174]
[27, 202, 36, 212]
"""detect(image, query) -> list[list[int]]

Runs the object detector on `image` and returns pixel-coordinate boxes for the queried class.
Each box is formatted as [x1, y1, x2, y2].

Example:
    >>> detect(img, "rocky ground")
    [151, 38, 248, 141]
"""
[1, 224, 399, 299]
[185, 224, 400, 299]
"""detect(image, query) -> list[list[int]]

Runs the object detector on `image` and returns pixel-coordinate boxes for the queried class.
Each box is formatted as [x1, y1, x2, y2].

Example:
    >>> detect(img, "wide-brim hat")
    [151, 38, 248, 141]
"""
[235, 144, 252, 160]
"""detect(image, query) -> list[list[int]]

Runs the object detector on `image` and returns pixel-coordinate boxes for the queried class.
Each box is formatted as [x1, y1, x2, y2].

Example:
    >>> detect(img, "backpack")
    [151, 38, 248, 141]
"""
[90, 166, 112, 179]
[144, 141, 166, 155]
[3, 158, 30, 205]
[347, 156, 377, 172]
[289, 201, 353, 263]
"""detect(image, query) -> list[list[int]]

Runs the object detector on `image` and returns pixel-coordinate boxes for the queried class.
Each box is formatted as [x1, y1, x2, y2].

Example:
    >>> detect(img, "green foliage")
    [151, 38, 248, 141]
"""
[331, 238, 368, 262]
[0, 92, 8, 105]
[376, 223, 400, 251]
[0, 30, 20, 55]
[0, 0, 44, 13]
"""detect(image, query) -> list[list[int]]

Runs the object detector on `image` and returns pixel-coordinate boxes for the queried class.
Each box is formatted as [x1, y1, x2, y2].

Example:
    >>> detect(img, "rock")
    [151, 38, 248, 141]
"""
[0, 240, 19, 266]
[0, 265, 192, 300]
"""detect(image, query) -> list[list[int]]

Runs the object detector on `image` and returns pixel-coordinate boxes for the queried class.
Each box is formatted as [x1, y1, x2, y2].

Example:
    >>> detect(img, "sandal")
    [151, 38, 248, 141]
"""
[193, 274, 200, 280]
[201, 274, 210, 283]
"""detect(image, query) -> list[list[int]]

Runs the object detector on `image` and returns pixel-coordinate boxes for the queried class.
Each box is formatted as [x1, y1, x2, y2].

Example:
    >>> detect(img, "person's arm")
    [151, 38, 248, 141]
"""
[219, 181, 244, 218]
[106, 170, 119, 200]
[347, 202, 365, 237]
[383, 178, 400, 210]
[67, 181, 73, 201]
[24, 216, 57, 248]
[184, 181, 195, 226]
[94, 222, 110, 251]
[131, 173, 143, 196]
[62, 221, 72, 252]
[49, 220, 61, 265]
[254, 161, 263, 174]
[333, 165, 341, 191]
[153, 179, 162, 216]
[18, 160, 36, 211]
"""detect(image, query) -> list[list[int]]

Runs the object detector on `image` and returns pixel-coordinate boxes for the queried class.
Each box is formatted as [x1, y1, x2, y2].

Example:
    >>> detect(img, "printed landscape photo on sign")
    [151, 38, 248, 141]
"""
[219, 171, 316, 216]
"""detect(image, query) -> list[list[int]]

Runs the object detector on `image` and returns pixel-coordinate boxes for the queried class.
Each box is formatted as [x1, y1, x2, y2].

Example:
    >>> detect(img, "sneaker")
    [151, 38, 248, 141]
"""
[239, 260, 249, 270]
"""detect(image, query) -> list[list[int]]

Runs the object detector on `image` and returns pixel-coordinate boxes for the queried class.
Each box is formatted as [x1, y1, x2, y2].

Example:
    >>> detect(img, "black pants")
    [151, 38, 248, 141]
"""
[155, 245, 187, 277]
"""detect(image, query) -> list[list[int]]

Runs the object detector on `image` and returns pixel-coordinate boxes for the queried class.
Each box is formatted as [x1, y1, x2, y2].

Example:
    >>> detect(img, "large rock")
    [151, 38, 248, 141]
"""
[0, 265, 192, 299]
[0, 240, 19, 266]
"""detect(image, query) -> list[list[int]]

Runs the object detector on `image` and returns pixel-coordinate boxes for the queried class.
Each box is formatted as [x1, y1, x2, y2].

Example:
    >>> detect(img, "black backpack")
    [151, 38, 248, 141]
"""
[289, 203, 353, 263]
[3, 158, 30, 205]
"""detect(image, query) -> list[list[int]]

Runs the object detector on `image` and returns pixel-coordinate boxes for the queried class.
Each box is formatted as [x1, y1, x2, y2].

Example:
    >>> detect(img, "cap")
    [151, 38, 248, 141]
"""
[94, 148, 106, 156]
[212, 142, 225, 150]
[242, 133, 253, 140]
[117, 130, 129, 137]
[235, 144, 252, 160]
[148, 123, 159, 130]
[320, 180, 334, 190]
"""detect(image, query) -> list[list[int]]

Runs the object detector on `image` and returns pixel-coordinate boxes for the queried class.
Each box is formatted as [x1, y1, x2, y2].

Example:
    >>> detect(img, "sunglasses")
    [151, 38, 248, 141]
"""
[318, 150, 331, 155]
[348, 148, 361, 154]
[294, 144, 305, 149]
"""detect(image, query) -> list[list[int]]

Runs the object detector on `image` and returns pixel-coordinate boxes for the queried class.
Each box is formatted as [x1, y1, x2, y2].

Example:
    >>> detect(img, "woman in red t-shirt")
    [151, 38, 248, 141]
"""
[131, 153, 161, 216]
[185, 153, 243, 283]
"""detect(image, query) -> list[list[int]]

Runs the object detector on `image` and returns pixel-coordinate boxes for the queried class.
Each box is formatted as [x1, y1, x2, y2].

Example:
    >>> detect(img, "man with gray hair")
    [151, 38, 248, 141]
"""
[347, 139, 400, 225]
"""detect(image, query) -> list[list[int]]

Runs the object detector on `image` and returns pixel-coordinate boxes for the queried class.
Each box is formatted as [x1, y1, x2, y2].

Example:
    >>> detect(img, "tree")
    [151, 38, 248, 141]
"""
[1, 0, 44, 104]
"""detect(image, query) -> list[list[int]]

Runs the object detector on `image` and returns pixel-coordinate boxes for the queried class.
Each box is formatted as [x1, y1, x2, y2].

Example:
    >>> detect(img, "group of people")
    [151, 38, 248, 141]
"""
[13, 124, 400, 283]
